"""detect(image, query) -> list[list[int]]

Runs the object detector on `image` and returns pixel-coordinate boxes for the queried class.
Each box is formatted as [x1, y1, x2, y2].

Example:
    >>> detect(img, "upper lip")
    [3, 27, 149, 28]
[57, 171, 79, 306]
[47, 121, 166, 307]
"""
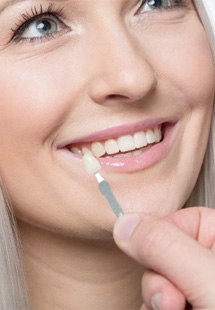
[57, 117, 177, 149]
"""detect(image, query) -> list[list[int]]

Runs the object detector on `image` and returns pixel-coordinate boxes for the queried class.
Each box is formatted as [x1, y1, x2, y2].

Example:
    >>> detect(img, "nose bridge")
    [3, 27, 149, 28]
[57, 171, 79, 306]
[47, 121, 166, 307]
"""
[100, 22, 143, 72]
[89, 16, 157, 104]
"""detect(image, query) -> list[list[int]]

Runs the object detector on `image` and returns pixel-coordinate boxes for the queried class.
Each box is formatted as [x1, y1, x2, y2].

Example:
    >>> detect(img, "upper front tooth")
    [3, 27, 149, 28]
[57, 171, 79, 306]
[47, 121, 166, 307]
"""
[133, 131, 147, 148]
[105, 139, 119, 154]
[91, 142, 106, 157]
[154, 127, 162, 142]
[118, 135, 135, 152]
[146, 129, 156, 144]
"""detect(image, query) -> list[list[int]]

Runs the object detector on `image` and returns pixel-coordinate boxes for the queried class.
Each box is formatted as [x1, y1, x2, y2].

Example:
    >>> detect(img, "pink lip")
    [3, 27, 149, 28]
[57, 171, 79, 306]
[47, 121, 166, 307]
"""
[57, 117, 178, 173]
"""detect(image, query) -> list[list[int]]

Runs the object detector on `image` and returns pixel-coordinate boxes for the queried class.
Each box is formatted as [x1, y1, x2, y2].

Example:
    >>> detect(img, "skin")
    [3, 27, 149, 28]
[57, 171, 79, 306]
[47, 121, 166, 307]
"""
[0, 0, 214, 309]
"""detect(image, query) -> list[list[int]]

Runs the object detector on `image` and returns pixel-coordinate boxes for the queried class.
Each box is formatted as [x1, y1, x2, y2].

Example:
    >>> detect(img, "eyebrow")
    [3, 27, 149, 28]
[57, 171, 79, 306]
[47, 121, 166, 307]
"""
[0, 0, 28, 14]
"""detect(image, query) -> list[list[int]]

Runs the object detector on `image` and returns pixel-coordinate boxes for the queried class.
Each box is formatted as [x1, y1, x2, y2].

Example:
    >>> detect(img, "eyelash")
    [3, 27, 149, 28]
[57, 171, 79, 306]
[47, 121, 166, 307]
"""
[10, 3, 69, 44]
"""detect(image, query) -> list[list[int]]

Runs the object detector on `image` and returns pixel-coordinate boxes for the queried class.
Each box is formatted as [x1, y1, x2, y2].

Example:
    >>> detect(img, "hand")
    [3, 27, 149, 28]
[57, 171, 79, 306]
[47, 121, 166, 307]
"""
[113, 207, 215, 310]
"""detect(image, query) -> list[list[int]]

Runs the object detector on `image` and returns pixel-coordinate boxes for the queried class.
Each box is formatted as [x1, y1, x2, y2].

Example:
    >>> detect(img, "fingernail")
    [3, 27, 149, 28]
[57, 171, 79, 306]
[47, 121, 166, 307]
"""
[114, 213, 141, 244]
[151, 293, 161, 310]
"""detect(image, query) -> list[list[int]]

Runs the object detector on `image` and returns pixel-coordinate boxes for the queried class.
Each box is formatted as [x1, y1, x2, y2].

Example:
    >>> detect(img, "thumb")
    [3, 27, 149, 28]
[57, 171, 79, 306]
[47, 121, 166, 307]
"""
[113, 210, 215, 308]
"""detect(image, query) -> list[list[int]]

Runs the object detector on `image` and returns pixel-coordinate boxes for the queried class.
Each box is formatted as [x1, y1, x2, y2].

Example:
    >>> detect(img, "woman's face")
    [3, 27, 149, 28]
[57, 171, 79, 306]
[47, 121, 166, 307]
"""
[0, 0, 214, 238]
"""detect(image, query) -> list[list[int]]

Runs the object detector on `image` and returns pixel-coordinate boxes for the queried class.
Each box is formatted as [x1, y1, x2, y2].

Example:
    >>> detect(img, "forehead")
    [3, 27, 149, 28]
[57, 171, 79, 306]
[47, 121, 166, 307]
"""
[0, 0, 24, 12]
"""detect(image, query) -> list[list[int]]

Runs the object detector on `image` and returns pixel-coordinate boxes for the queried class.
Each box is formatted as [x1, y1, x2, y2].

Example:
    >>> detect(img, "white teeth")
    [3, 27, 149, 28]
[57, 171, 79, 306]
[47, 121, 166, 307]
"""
[118, 135, 135, 152]
[91, 142, 106, 157]
[110, 149, 146, 158]
[104, 139, 119, 155]
[133, 131, 147, 148]
[154, 126, 162, 142]
[146, 129, 156, 144]
[71, 126, 162, 158]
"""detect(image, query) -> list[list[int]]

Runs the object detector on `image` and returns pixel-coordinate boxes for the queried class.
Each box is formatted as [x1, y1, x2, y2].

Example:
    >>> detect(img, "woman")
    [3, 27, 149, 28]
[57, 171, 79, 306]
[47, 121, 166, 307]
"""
[0, 0, 214, 309]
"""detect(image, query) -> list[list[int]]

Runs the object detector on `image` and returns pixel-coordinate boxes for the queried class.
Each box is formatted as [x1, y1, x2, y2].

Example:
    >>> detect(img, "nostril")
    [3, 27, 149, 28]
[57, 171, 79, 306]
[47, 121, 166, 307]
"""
[108, 94, 128, 100]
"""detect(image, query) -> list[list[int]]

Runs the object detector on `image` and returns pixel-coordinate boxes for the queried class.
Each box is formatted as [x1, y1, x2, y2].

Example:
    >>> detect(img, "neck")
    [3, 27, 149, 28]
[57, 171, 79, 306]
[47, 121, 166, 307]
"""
[18, 221, 143, 310]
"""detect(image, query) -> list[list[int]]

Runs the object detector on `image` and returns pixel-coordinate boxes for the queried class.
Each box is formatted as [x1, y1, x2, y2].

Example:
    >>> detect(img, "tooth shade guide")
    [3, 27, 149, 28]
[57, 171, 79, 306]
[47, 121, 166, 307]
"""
[82, 149, 101, 174]
[82, 149, 124, 218]
[95, 173, 104, 183]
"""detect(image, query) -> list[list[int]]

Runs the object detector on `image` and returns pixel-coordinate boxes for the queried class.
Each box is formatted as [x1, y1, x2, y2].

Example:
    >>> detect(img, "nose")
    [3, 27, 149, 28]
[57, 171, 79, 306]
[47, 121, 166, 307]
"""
[88, 22, 157, 106]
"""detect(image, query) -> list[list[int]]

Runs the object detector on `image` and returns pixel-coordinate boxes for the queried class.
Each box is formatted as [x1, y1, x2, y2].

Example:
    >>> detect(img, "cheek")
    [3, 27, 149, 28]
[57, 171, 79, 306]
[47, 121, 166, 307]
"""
[144, 18, 215, 108]
[0, 67, 61, 139]
[0, 54, 82, 147]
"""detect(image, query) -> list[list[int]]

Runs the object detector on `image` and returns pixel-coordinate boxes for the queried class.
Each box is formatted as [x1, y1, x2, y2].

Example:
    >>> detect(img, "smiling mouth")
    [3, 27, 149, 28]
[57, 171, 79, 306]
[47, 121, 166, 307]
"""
[57, 120, 177, 172]
[67, 125, 163, 159]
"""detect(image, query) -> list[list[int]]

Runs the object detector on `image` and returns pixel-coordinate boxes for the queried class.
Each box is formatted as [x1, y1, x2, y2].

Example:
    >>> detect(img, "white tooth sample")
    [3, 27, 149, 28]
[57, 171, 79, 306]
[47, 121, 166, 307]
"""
[118, 135, 135, 152]
[146, 129, 155, 144]
[71, 147, 82, 155]
[91, 142, 106, 158]
[133, 131, 148, 148]
[154, 127, 162, 142]
[82, 149, 101, 174]
[104, 139, 119, 155]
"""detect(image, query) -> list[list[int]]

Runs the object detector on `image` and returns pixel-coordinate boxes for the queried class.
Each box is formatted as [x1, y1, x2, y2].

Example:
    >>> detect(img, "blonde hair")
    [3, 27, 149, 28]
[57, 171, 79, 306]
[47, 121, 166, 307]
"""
[0, 1, 214, 309]
[0, 184, 29, 309]
[187, 0, 215, 208]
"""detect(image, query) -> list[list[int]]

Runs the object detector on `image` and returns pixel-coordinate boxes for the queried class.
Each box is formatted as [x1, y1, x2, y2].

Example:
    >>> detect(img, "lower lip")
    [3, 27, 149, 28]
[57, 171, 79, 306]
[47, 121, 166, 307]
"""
[59, 122, 178, 173]
[97, 123, 177, 173]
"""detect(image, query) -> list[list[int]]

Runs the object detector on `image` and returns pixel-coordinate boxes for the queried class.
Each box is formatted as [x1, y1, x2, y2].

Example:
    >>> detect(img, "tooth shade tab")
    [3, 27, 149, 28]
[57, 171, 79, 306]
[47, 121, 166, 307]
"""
[82, 148, 101, 174]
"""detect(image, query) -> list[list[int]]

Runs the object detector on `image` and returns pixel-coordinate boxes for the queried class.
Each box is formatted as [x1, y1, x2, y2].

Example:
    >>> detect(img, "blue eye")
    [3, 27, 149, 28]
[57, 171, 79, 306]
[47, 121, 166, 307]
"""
[10, 4, 71, 43]
[21, 16, 60, 39]
[148, 0, 163, 8]
[139, 0, 185, 12]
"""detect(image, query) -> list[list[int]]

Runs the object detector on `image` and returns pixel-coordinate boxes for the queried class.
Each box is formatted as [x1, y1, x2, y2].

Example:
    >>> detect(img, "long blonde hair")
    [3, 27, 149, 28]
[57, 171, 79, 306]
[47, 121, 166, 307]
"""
[188, 0, 215, 208]
[0, 184, 29, 309]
